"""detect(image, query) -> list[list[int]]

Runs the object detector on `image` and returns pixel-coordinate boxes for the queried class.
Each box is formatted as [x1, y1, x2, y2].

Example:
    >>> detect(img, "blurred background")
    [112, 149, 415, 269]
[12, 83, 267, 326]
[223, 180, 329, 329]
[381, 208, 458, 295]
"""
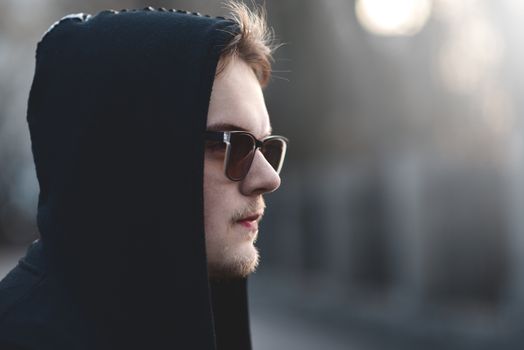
[2, 0, 524, 349]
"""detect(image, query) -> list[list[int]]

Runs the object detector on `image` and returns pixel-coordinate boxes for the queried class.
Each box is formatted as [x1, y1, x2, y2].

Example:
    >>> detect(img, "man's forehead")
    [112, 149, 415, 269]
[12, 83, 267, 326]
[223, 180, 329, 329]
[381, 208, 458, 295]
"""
[206, 57, 271, 139]
[206, 122, 273, 138]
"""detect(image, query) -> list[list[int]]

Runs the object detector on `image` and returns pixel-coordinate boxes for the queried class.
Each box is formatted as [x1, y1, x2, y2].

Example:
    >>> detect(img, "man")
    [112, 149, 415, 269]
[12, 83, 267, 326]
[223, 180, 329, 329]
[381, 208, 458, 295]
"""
[0, 2, 287, 349]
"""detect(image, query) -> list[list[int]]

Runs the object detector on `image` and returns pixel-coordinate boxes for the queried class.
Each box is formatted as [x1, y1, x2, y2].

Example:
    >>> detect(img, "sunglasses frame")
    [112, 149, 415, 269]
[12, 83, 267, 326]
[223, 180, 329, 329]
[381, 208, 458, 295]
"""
[205, 130, 289, 181]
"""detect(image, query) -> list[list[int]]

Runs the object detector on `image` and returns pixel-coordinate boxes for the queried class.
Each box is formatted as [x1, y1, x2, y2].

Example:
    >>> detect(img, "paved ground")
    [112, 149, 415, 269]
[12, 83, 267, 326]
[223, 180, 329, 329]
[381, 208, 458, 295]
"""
[250, 304, 363, 350]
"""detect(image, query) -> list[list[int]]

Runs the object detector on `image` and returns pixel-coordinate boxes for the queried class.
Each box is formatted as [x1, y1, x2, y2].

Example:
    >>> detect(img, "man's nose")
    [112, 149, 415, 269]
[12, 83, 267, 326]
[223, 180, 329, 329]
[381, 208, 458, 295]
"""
[240, 150, 281, 196]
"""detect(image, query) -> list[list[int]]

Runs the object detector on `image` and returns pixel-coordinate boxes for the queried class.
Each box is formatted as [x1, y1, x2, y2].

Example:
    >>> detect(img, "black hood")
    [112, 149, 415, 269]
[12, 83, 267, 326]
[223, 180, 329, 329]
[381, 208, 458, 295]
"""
[26, 8, 250, 349]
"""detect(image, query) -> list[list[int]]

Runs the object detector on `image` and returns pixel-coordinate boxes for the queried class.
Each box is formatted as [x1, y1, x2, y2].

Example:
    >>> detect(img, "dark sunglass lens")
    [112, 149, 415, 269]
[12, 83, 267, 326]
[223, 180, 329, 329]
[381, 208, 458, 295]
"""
[227, 133, 256, 180]
[261, 139, 284, 172]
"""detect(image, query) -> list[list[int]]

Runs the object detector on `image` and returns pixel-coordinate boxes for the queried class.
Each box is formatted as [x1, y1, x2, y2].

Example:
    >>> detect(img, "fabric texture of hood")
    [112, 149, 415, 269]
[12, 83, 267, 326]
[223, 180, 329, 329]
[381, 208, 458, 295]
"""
[13, 7, 251, 349]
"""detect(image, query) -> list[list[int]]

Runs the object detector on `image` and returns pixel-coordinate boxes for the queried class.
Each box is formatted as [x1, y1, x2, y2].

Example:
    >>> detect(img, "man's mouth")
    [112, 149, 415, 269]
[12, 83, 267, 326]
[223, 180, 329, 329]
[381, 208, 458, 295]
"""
[236, 213, 262, 229]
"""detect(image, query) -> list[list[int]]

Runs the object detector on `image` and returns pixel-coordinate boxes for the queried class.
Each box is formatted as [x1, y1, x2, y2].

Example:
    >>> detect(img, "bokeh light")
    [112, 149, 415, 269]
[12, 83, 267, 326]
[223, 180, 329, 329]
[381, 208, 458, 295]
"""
[355, 0, 433, 36]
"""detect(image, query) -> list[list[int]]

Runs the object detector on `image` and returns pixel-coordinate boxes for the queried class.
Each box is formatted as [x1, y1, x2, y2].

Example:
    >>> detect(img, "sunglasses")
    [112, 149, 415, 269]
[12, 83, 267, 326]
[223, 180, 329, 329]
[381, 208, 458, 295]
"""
[205, 131, 289, 181]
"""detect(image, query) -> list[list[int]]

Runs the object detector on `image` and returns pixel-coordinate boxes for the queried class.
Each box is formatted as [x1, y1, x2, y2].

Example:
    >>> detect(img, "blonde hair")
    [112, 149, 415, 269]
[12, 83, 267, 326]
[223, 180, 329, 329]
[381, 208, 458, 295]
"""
[218, 1, 278, 87]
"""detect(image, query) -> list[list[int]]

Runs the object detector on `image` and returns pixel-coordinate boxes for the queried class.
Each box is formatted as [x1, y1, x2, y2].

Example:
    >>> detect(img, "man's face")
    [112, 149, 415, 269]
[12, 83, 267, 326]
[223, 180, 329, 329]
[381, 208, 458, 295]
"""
[204, 57, 281, 279]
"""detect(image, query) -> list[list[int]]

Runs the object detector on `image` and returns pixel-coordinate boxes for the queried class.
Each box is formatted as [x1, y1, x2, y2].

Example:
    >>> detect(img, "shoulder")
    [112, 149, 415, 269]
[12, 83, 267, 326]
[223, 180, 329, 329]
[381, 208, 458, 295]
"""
[0, 259, 57, 349]
[0, 241, 47, 322]
[0, 252, 43, 310]
[0, 243, 92, 350]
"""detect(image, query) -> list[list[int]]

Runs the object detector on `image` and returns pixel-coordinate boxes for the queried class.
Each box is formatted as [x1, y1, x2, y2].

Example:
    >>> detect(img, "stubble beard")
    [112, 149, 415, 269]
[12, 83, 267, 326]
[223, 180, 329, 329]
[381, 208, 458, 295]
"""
[208, 245, 260, 280]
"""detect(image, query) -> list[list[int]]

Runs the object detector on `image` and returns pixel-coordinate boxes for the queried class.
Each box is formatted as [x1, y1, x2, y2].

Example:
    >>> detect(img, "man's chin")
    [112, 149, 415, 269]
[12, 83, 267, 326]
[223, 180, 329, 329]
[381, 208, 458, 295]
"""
[208, 248, 260, 280]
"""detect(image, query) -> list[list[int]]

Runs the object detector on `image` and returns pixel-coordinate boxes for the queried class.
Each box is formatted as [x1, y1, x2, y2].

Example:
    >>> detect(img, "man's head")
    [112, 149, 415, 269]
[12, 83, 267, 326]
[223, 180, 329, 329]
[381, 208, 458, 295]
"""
[203, 2, 284, 279]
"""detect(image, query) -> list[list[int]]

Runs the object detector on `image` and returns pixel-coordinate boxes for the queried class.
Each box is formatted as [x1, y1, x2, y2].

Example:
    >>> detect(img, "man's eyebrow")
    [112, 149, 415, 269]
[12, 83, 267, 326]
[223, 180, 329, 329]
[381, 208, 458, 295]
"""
[206, 123, 272, 137]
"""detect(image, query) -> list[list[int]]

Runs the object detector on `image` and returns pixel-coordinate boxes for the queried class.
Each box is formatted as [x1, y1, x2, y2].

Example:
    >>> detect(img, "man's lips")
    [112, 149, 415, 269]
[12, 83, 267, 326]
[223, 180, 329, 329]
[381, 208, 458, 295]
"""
[236, 213, 262, 229]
